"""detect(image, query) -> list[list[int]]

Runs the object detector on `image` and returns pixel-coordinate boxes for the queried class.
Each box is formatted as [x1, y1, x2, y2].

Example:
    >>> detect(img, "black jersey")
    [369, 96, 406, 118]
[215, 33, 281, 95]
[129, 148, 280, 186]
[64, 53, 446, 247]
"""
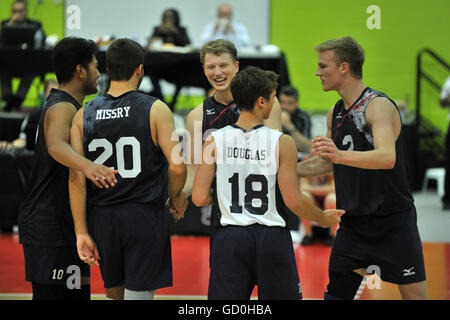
[18, 89, 82, 247]
[201, 96, 240, 228]
[83, 91, 167, 206]
[202, 95, 240, 141]
[331, 87, 414, 216]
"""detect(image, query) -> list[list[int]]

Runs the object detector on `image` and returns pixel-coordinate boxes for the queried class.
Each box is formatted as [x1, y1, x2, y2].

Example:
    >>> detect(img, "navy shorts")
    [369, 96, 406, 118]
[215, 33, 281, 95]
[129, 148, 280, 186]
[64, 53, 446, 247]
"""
[23, 245, 90, 286]
[208, 224, 302, 300]
[329, 206, 426, 285]
[90, 202, 172, 291]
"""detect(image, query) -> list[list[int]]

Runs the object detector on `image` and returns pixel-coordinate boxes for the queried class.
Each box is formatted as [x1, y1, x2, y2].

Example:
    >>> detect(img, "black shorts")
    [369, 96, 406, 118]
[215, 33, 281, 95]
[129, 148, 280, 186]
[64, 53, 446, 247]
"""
[23, 245, 90, 285]
[329, 206, 426, 285]
[208, 224, 302, 300]
[90, 202, 172, 291]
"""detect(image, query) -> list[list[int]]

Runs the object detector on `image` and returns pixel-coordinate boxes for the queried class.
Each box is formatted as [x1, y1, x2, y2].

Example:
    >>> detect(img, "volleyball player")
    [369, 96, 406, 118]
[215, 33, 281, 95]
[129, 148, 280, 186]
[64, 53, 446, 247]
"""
[183, 39, 281, 197]
[18, 37, 117, 300]
[69, 38, 187, 300]
[298, 37, 429, 300]
[192, 66, 343, 299]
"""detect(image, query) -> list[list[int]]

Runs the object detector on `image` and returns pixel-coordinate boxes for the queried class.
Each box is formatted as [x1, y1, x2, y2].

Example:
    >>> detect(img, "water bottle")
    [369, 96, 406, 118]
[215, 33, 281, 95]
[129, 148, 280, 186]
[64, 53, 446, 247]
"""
[34, 29, 43, 49]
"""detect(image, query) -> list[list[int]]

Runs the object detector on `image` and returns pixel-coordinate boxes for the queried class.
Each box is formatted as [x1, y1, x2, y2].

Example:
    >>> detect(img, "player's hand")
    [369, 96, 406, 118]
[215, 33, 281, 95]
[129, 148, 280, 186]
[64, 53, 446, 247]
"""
[317, 209, 345, 228]
[76, 234, 100, 266]
[167, 192, 188, 221]
[83, 162, 118, 189]
[312, 136, 342, 163]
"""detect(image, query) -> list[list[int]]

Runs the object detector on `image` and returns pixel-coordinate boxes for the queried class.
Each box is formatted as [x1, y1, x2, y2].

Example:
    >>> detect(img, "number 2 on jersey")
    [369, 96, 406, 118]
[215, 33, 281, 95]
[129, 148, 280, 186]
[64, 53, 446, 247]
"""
[88, 137, 141, 178]
[228, 173, 268, 215]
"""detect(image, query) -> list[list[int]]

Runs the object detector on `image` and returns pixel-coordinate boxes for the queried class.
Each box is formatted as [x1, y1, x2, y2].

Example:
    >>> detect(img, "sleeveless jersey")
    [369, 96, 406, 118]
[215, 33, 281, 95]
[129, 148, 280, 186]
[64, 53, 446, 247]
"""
[202, 95, 240, 141]
[18, 89, 82, 246]
[83, 91, 167, 206]
[331, 87, 414, 216]
[211, 124, 287, 227]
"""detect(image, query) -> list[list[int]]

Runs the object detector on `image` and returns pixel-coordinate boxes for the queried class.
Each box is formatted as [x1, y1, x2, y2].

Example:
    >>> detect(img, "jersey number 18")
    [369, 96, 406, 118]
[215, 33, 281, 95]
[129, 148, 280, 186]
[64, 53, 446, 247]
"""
[228, 173, 268, 215]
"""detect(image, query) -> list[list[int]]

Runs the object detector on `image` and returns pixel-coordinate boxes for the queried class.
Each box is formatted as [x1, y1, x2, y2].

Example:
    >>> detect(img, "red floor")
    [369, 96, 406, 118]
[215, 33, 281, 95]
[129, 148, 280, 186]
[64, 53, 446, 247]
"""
[0, 234, 449, 299]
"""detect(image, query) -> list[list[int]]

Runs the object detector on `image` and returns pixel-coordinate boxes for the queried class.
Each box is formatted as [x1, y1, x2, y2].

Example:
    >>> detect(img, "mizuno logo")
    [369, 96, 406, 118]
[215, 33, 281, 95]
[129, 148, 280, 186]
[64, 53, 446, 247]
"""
[206, 109, 216, 115]
[402, 267, 416, 276]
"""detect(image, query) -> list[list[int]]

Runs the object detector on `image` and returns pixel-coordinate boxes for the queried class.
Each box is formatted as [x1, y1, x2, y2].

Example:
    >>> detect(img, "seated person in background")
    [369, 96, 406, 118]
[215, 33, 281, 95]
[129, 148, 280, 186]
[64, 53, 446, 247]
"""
[0, 79, 57, 150]
[279, 85, 312, 155]
[200, 4, 250, 48]
[146, 8, 190, 107]
[299, 173, 338, 246]
[147, 8, 190, 49]
[0, 0, 46, 111]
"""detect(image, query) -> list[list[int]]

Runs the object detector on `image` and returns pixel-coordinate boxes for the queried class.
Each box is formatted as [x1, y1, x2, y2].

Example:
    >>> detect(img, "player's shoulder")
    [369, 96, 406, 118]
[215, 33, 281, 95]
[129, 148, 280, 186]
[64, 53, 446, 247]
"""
[134, 90, 158, 101]
[84, 94, 107, 108]
[367, 95, 397, 113]
[187, 103, 204, 123]
[277, 133, 298, 158]
[45, 100, 78, 117]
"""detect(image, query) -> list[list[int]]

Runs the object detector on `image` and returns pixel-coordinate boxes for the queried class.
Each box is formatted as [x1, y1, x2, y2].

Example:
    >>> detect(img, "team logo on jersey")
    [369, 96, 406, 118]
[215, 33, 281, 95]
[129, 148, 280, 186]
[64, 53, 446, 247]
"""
[402, 267, 416, 276]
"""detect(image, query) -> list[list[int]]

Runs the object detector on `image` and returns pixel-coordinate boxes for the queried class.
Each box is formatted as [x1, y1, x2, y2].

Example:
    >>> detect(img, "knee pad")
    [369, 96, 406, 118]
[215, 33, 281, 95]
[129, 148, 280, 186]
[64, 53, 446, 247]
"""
[324, 271, 363, 300]
[124, 288, 156, 300]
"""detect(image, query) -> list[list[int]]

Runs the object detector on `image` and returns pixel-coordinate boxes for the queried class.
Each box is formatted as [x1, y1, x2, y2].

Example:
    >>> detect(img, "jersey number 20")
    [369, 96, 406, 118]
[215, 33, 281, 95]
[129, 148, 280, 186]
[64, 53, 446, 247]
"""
[88, 137, 141, 178]
[228, 173, 268, 215]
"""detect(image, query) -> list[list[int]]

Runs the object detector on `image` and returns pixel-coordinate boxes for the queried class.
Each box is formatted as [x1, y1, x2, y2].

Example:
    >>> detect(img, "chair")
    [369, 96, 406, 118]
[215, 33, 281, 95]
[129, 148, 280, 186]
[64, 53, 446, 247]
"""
[422, 167, 445, 197]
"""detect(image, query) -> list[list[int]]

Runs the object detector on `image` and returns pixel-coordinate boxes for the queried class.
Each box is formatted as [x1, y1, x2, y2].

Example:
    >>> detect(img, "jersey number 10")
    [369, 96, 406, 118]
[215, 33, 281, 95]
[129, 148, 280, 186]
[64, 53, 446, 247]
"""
[88, 137, 141, 178]
[228, 173, 269, 215]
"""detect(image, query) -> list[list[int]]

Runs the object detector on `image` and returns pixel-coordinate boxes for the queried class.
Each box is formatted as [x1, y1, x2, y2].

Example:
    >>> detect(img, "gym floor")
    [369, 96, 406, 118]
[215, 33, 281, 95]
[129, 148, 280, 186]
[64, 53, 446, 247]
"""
[0, 191, 449, 300]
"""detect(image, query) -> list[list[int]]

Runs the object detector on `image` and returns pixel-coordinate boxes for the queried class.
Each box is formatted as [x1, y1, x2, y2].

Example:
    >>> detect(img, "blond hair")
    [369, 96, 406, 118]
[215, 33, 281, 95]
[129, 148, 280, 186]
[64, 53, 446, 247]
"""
[199, 39, 237, 65]
[315, 37, 365, 79]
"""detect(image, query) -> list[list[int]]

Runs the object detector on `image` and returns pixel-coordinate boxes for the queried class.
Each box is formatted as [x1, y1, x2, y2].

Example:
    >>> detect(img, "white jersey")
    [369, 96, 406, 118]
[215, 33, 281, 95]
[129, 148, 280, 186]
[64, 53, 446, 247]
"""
[211, 124, 286, 227]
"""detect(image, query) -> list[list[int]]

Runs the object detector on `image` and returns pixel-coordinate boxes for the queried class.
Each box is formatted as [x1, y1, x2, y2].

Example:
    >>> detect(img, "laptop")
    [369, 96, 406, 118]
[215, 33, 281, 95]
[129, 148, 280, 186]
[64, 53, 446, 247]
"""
[0, 23, 38, 49]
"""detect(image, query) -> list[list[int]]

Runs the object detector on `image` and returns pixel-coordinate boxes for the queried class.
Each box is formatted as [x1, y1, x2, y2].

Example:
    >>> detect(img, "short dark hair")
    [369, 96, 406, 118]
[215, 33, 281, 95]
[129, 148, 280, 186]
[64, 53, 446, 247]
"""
[315, 36, 365, 79]
[279, 85, 299, 101]
[230, 66, 279, 112]
[52, 37, 97, 84]
[106, 38, 145, 81]
[200, 39, 237, 65]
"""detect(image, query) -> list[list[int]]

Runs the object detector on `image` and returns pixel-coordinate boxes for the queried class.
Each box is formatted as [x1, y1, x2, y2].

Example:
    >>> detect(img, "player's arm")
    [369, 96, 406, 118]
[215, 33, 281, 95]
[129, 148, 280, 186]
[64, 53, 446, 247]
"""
[278, 134, 343, 227]
[296, 107, 333, 177]
[68, 108, 99, 266]
[151, 100, 187, 218]
[182, 103, 203, 197]
[262, 96, 282, 131]
[281, 110, 311, 153]
[44, 102, 117, 188]
[313, 97, 398, 169]
[192, 137, 216, 207]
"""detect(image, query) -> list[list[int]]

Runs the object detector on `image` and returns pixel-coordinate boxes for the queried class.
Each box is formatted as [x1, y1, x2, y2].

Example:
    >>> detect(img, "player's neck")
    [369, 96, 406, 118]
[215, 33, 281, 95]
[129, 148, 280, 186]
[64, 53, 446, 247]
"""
[57, 83, 85, 106]
[214, 90, 234, 105]
[338, 79, 366, 110]
[235, 110, 263, 130]
[107, 81, 137, 97]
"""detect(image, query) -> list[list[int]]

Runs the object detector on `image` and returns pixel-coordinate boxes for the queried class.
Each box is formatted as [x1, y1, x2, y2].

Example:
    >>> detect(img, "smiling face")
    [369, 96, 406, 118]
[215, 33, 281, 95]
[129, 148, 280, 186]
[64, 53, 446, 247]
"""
[203, 52, 239, 93]
[316, 49, 343, 92]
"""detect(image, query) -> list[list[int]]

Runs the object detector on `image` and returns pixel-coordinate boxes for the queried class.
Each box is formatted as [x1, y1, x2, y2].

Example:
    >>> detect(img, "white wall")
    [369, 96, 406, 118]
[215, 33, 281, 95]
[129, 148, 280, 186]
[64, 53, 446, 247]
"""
[64, 0, 271, 47]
